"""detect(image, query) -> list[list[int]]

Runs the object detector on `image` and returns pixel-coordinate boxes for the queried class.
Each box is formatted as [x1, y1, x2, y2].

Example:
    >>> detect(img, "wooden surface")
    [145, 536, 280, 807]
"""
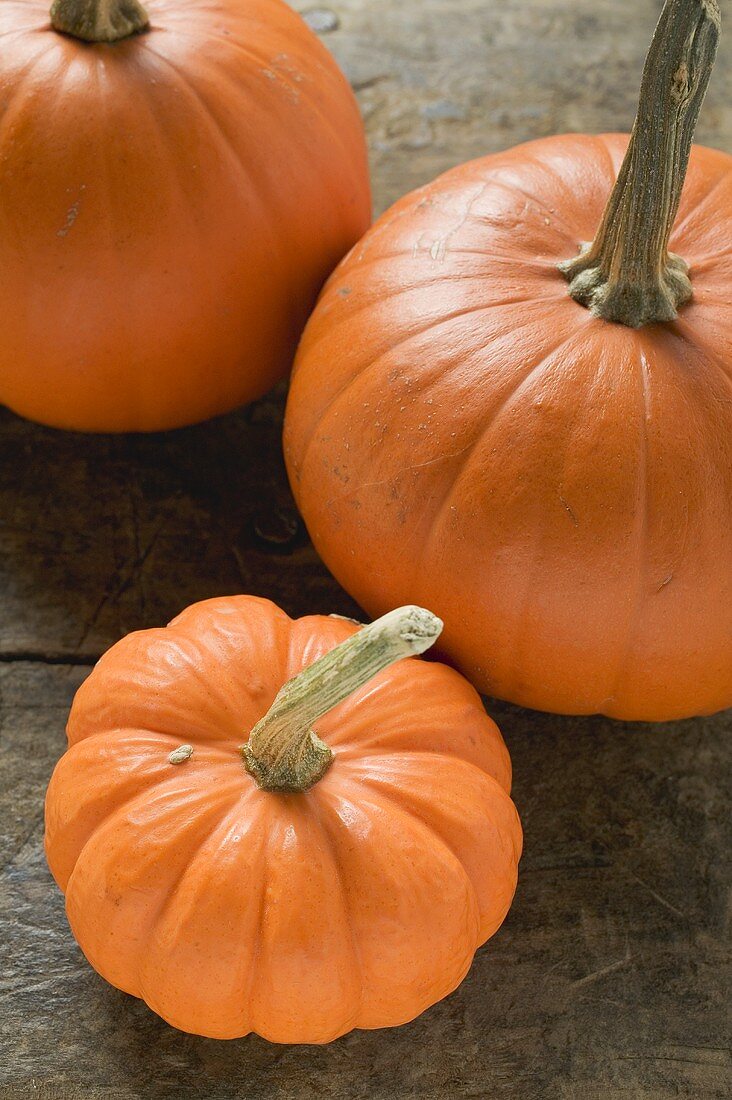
[1, 1, 730, 1096]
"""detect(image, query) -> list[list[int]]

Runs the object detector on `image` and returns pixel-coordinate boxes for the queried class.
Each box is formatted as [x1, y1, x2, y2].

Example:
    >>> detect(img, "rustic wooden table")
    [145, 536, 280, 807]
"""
[1, 1, 730, 1097]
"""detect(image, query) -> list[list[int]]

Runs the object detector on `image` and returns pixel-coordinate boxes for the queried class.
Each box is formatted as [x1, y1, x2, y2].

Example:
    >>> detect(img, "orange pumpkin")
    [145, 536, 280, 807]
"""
[45, 598, 522, 1043]
[0, 0, 370, 431]
[284, 0, 731, 721]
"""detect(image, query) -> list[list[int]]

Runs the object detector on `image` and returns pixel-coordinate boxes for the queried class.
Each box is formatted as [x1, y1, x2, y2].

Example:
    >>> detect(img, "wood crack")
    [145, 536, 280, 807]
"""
[0, 650, 99, 667]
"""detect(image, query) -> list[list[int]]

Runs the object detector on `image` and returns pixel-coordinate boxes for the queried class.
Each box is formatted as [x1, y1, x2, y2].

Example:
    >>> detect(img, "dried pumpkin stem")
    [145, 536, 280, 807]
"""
[559, 0, 720, 327]
[50, 0, 149, 42]
[242, 606, 443, 794]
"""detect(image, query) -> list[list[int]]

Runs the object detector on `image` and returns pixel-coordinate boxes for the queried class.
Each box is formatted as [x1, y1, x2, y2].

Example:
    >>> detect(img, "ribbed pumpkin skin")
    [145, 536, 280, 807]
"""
[45, 596, 521, 1043]
[284, 134, 732, 722]
[0, 0, 370, 431]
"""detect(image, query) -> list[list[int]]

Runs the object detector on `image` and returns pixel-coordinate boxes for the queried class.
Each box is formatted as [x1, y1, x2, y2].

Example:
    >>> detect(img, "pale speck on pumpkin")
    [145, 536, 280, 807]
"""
[169, 744, 194, 765]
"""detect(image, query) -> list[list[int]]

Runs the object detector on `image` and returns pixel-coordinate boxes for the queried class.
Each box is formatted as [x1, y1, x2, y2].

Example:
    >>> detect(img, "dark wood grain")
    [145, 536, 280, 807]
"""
[1, 1, 730, 1097]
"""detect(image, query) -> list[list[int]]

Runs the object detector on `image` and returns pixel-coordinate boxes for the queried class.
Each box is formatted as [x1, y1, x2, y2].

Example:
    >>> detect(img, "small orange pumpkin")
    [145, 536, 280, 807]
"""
[284, 0, 731, 720]
[45, 598, 521, 1043]
[0, 0, 370, 431]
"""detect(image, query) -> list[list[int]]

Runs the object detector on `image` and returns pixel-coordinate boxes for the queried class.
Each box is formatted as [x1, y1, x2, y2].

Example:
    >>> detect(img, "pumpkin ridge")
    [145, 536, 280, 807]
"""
[313, 663, 512, 785]
[139, 37, 365, 363]
[61, 773, 245, 897]
[469, 170, 580, 243]
[336, 747, 511, 796]
[153, 17, 293, 73]
[354, 761, 523, 890]
[282, 612, 357, 684]
[352, 750, 518, 810]
[0, 44, 50, 160]
[159, 3, 349, 92]
[64, 780, 244, 998]
[493, 328, 629, 701]
[259, 51, 370, 199]
[340, 247, 554, 275]
[592, 133, 624, 191]
[530, 139, 616, 210]
[421, 324, 585, 569]
[316, 783, 482, 1027]
[294, 295, 560, 484]
[136, 42, 293, 352]
[0, 16, 45, 39]
[351, 187, 434, 260]
[347, 770, 490, 882]
[338, 779, 483, 940]
[65, 726, 239, 760]
[658, 314, 732, 390]
[64, 631, 252, 747]
[687, 244, 732, 264]
[310, 801, 363, 1025]
[245, 803, 368, 1044]
[602, 348, 653, 709]
[158, 602, 295, 738]
[45, 733, 180, 890]
[155, 633, 268, 743]
[139, 44, 268, 192]
[668, 168, 731, 242]
[316, 283, 551, 352]
[153, 21, 369, 228]
[293, 301, 502, 479]
[137, 787, 264, 1031]
[239, 822, 268, 1039]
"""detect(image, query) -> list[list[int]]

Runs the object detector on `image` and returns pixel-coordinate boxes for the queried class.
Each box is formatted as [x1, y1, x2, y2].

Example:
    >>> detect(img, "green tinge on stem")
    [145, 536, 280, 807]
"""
[50, 0, 149, 43]
[560, 0, 720, 328]
[242, 606, 443, 794]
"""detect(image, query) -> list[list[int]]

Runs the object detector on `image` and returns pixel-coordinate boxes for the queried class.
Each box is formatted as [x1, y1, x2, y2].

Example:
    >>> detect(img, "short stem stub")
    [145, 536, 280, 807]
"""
[50, 0, 149, 42]
[242, 606, 443, 794]
[559, 0, 720, 328]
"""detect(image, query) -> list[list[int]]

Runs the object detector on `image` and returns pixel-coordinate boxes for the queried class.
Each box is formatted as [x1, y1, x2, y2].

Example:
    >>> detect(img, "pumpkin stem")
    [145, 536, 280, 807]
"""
[242, 606, 443, 794]
[559, 0, 720, 328]
[50, 0, 149, 42]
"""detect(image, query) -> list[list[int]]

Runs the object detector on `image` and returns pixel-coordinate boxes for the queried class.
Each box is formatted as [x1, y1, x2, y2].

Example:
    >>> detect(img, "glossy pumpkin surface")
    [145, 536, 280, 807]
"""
[284, 134, 732, 721]
[0, 0, 370, 431]
[45, 596, 522, 1043]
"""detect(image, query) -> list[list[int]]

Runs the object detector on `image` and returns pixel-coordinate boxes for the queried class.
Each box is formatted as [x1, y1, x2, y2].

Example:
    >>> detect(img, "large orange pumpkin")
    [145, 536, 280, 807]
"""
[0, 0, 370, 431]
[284, 0, 731, 721]
[45, 597, 522, 1043]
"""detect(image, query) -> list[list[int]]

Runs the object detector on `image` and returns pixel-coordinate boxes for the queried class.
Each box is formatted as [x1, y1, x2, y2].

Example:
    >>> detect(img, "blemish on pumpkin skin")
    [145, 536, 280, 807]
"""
[57, 186, 86, 238]
[559, 495, 579, 527]
[657, 573, 674, 591]
[263, 53, 305, 103]
[413, 184, 488, 262]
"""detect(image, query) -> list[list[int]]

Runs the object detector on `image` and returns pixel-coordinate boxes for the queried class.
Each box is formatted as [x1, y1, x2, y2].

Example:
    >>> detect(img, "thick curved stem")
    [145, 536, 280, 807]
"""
[559, 0, 720, 328]
[242, 606, 443, 794]
[51, 0, 149, 42]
